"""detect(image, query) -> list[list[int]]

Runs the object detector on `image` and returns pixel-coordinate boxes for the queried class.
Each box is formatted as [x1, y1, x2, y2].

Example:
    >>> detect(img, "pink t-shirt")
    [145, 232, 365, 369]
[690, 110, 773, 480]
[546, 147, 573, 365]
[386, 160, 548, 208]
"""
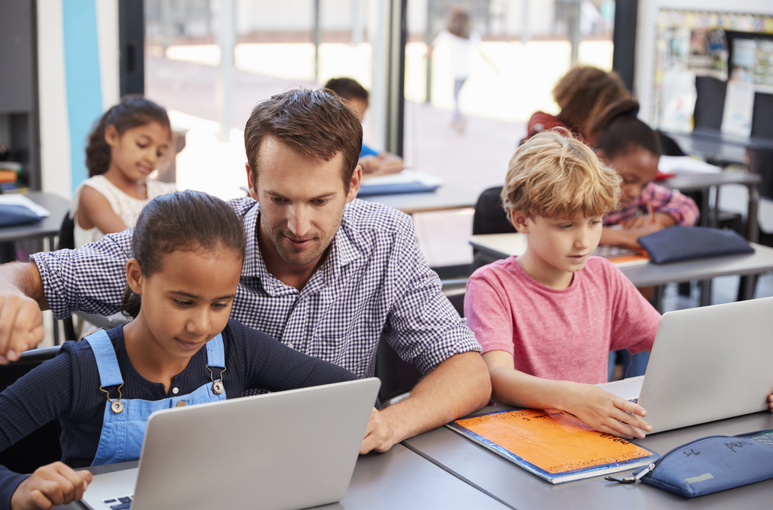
[465, 256, 661, 384]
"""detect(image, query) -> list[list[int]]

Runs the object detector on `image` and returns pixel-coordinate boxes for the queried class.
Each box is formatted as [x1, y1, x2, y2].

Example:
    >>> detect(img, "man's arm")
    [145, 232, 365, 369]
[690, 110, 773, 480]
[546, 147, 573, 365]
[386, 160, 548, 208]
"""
[0, 262, 47, 363]
[361, 351, 490, 453]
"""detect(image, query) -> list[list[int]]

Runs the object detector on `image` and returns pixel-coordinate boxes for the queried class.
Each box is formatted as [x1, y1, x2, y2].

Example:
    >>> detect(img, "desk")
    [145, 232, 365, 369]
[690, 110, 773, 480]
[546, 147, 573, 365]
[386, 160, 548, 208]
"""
[403, 407, 773, 510]
[470, 234, 773, 302]
[0, 191, 69, 246]
[666, 128, 773, 167]
[359, 184, 478, 215]
[660, 171, 761, 241]
[58, 444, 508, 510]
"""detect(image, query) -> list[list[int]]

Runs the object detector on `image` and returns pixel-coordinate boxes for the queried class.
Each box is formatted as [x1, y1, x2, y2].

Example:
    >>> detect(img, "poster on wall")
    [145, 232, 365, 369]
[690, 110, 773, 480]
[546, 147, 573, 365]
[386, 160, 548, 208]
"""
[722, 39, 756, 137]
[652, 10, 773, 131]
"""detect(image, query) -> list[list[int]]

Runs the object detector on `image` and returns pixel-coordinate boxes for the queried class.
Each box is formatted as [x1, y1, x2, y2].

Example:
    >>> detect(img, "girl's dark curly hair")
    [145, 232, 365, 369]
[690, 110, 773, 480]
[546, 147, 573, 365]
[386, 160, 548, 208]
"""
[85, 95, 171, 177]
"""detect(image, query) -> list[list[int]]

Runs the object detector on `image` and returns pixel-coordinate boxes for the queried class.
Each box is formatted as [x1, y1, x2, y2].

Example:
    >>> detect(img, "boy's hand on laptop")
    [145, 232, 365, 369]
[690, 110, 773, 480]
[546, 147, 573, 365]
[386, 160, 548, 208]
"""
[360, 407, 397, 454]
[566, 384, 652, 440]
[0, 293, 45, 365]
[11, 462, 92, 510]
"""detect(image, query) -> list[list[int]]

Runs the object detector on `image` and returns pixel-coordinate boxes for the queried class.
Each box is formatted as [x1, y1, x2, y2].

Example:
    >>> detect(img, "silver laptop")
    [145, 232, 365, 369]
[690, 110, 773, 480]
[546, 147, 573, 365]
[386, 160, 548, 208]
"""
[601, 296, 773, 434]
[81, 378, 380, 510]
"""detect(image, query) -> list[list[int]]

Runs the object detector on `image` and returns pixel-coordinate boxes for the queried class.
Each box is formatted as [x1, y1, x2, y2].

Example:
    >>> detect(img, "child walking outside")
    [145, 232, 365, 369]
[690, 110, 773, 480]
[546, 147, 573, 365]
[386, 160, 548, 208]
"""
[0, 191, 357, 509]
[465, 130, 661, 440]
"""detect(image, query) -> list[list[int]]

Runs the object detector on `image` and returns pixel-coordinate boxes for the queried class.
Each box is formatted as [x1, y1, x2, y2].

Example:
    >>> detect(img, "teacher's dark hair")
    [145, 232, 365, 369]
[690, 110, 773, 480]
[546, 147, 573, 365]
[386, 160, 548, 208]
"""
[120, 190, 246, 319]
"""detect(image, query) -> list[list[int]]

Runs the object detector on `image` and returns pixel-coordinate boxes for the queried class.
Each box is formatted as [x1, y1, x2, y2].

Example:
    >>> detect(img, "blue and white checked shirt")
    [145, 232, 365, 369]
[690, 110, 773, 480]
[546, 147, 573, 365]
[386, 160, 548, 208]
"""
[32, 198, 481, 378]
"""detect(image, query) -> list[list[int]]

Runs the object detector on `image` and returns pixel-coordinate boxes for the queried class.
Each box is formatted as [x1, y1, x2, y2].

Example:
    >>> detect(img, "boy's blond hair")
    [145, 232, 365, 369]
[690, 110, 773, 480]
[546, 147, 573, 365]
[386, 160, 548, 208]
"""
[501, 130, 620, 222]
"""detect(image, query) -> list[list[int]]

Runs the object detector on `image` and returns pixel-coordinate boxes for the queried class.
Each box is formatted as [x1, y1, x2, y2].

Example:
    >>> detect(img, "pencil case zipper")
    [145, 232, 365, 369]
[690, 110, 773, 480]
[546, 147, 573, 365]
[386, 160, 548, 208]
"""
[604, 429, 769, 485]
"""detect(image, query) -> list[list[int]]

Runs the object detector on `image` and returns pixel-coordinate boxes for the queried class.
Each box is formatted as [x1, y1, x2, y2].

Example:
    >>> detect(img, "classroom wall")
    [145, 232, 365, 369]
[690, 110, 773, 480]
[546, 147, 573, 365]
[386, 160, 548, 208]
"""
[635, 0, 773, 125]
[37, 0, 119, 199]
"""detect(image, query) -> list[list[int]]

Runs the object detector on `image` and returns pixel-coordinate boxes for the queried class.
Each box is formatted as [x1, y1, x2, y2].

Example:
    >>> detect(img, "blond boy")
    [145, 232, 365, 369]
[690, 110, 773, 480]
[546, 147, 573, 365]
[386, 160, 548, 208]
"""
[465, 131, 660, 439]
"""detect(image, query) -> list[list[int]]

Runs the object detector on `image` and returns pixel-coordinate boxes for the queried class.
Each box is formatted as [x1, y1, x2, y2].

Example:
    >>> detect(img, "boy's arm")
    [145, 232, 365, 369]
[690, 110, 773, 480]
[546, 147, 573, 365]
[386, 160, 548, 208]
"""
[0, 262, 47, 363]
[483, 350, 652, 439]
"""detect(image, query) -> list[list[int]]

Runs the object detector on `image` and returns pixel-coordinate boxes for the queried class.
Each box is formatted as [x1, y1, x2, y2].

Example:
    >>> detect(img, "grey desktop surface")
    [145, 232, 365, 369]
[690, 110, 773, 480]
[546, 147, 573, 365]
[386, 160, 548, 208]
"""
[59, 445, 508, 510]
[665, 132, 747, 166]
[0, 191, 69, 243]
[659, 171, 761, 192]
[403, 406, 773, 510]
[469, 235, 773, 288]
[360, 184, 477, 214]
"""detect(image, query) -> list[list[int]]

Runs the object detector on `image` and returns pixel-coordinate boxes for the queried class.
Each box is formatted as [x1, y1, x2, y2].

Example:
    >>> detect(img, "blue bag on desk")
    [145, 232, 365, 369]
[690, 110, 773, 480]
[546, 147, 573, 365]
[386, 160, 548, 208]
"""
[0, 204, 44, 227]
[611, 430, 773, 497]
[637, 226, 753, 264]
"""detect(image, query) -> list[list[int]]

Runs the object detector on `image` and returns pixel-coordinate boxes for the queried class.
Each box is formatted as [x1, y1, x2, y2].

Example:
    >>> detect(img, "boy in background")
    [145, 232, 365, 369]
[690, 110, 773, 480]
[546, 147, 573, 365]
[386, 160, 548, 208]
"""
[324, 77, 403, 176]
[465, 130, 660, 439]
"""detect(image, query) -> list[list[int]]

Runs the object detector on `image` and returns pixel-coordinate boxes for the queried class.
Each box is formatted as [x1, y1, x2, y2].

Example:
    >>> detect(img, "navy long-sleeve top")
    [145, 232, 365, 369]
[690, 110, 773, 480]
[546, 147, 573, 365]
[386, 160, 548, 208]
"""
[0, 320, 358, 508]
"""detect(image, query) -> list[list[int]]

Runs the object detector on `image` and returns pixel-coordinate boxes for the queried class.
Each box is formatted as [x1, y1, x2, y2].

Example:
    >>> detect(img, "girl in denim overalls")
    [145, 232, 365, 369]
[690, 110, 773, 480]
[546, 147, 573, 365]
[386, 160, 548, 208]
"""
[0, 191, 357, 510]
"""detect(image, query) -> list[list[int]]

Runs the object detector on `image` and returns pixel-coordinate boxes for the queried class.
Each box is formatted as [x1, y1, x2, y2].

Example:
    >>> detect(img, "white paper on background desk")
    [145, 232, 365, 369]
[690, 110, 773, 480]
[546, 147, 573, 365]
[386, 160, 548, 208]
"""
[658, 155, 721, 174]
[361, 170, 444, 187]
[0, 194, 51, 217]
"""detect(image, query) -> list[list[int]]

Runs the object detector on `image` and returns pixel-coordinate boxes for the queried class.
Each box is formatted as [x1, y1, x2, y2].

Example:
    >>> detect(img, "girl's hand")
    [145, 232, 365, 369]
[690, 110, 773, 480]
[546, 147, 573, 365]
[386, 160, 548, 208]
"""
[564, 383, 652, 440]
[768, 394, 773, 413]
[624, 212, 676, 230]
[11, 462, 92, 510]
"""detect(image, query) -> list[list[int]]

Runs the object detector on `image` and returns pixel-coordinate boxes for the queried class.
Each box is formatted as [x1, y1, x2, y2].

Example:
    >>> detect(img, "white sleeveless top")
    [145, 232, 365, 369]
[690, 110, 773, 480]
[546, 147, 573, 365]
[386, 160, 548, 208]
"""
[70, 175, 177, 248]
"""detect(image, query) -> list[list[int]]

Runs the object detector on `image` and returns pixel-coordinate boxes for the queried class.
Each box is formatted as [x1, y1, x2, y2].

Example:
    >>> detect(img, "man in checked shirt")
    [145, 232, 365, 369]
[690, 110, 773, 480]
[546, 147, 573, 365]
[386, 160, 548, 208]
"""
[0, 89, 490, 454]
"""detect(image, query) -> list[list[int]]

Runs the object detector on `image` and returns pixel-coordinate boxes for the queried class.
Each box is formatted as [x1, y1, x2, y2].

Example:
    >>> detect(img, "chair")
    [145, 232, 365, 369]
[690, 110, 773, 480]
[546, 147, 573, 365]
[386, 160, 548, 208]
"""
[56, 213, 78, 341]
[471, 186, 516, 272]
[0, 346, 63, 474]
[374, 280, 468, 405]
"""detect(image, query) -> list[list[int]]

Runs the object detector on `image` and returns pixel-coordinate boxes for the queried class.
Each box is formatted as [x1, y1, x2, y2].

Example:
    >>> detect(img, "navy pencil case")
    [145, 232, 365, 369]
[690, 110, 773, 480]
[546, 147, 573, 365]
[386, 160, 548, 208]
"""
[606, 430, 773, 497]
[637, 226, 753, 264]
[0, 204, 44, 227]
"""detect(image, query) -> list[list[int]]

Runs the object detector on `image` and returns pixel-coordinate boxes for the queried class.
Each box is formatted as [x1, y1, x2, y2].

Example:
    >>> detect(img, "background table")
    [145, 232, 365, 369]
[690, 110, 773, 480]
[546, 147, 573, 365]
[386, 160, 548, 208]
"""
[58, 444, 509, 510]
[404, 406, 773, 510]
[0, 191, 69, 247]
[360, 184, 478, 215]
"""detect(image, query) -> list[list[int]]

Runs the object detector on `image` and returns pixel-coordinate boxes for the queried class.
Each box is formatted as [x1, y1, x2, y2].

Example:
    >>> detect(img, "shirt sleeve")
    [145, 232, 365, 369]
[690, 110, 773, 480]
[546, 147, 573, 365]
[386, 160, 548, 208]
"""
[641, 182, 700, 226]
[604, 261, 661, 354]
[464, 270, 515, 356]
[382, 219, 482, 375]
[0, 352, 77, 509]
[227, 321, 358, 391]
[30, 230, 134, 320]
[0, 466, 28, 510]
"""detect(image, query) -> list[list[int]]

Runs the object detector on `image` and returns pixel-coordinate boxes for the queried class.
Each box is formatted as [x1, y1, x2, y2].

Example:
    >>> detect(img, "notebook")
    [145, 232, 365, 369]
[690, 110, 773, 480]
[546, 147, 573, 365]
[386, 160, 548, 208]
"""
[600, 296, 773, 434]
[447, 408, 659, 484]
[80, 378, 380, 510]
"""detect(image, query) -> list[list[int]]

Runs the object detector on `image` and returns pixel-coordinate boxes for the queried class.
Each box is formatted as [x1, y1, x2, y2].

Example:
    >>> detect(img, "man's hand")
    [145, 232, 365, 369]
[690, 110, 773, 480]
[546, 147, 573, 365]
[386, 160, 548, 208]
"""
[360, 407, 397, 454]
[0, 293, 44, 365]
[564, 383, 652, 439]
[0, 262, 48, 363]
[11, 462, 92, 510]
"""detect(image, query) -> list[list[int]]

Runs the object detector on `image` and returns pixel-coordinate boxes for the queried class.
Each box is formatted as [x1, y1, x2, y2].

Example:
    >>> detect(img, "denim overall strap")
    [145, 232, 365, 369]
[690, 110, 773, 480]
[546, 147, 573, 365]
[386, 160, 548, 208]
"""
[90, 333, 227, 466]
[84, 330, 123, 388]
[205, 333, 225, 368]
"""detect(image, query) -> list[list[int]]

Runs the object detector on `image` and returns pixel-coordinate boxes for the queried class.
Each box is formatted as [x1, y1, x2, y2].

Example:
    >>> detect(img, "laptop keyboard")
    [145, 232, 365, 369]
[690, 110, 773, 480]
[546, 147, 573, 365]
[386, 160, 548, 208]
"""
[629, 398, 639, 404]
[102, 495, 133, 509]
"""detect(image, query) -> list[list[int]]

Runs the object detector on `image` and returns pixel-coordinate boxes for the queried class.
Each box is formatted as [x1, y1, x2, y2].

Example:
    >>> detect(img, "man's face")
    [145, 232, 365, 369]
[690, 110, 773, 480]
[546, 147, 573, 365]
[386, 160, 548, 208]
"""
[247, 136, 361, 267]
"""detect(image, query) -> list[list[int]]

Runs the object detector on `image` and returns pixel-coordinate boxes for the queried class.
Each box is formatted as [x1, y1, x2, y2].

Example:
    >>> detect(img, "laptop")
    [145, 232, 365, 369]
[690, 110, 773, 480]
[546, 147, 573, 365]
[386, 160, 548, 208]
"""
[80, 378, 380, 510]
[599, 296, 773, 434]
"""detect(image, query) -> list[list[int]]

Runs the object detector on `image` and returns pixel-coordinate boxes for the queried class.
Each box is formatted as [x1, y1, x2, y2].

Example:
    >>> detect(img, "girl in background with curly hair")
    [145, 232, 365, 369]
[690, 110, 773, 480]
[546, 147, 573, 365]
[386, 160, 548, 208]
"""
[70, 96, 177, 249]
